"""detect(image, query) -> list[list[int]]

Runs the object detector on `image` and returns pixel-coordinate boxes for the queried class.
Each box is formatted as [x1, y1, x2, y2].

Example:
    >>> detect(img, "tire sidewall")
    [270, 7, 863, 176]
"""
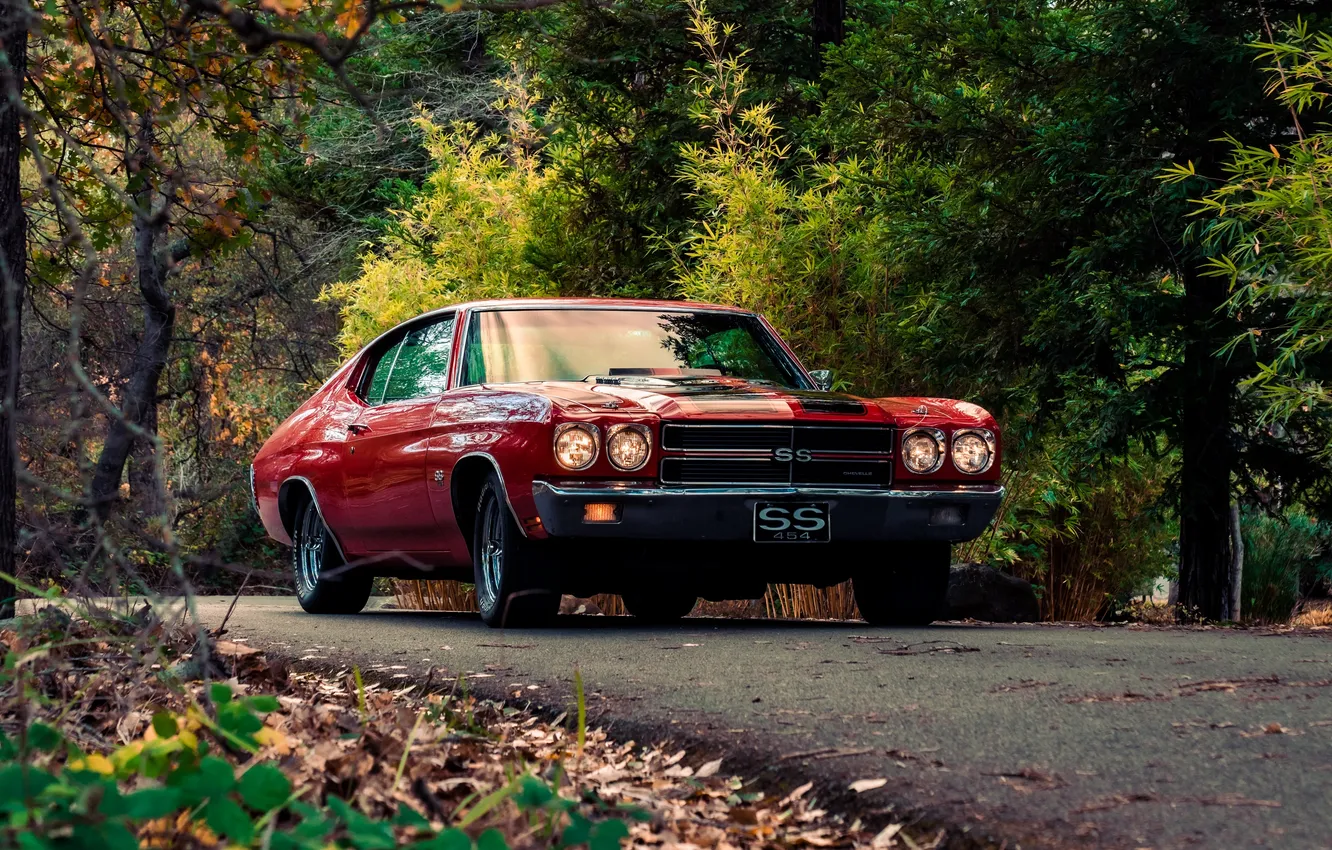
[472, 479, 512, 626]
[292, 498, 371, 614]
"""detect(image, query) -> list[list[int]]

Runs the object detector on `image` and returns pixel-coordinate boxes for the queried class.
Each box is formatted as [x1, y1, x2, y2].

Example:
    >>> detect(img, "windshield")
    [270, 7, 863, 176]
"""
[460, 308, 808, 388]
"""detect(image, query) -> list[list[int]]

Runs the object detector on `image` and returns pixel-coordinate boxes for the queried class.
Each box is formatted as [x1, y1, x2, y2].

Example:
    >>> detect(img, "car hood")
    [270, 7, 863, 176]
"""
[484, 377, 996, 429]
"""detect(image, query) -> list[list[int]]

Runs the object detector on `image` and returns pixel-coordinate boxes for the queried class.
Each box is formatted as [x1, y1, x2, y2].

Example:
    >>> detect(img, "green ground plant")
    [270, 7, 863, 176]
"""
[0, 602, 643, 850]
[1241, 508, 1332, 623]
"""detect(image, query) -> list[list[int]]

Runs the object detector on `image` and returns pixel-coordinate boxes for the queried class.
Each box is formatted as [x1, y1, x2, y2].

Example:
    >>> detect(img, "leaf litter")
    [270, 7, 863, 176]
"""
[2, 605, 923, 849]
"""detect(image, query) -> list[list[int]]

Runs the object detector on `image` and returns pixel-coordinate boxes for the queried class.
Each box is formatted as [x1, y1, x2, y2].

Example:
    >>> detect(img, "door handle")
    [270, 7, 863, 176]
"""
[347, 423, 371, 435]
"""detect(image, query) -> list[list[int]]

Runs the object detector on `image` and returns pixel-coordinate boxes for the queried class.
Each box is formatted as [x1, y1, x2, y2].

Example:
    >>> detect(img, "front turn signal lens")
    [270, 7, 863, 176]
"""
[606, 424, 652, 471]
[901, 428, 946, 474]
[583, 503, 620, 523]
[554, 423, 599, 470]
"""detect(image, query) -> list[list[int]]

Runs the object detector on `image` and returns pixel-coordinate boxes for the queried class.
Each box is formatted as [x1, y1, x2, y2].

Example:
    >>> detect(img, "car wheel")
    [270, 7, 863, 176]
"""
[472, 472, 559, 628]
[852, 542, 951, 626]
[621, 589, 696, 624]
[292, 499, 372, 614]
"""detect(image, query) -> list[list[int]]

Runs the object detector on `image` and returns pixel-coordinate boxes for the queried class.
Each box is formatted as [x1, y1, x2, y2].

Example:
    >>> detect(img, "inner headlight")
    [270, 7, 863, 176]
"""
[606, 424, 651, 471]
[554, 423, 599, 470]
[952, 429, 995, 474]
[901, 428, 945, 474]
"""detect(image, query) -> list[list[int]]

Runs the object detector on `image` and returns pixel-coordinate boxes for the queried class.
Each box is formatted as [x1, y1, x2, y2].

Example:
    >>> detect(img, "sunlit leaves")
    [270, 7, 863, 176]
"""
[323, 115, 556, 353]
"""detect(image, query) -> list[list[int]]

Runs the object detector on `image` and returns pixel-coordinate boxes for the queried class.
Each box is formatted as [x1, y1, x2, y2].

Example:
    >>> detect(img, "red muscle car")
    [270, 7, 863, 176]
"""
[252, 299, 1003, 627]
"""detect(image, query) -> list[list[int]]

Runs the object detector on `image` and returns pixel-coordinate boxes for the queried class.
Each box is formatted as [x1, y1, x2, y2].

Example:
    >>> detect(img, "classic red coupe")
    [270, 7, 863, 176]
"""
[252, 299, 1002, 627]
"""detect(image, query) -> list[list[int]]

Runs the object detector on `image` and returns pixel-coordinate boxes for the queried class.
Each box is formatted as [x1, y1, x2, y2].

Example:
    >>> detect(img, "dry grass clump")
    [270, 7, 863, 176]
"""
[394, 580, 862, 621]
[1291, 599, 1332, 627]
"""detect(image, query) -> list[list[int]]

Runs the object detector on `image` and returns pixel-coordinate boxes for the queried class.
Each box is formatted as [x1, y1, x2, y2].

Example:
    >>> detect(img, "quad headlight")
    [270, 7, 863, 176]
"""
[554, 423, 600, 470]
[606, 424, 652, 471]
[901, 428, 946, 474]
[951, 429, 995, 474]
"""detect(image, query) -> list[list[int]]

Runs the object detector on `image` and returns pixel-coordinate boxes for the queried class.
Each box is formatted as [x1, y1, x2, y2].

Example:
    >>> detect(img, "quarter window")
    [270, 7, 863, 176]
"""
[363, 338, 403, 404]
[361, 315, 455, 404]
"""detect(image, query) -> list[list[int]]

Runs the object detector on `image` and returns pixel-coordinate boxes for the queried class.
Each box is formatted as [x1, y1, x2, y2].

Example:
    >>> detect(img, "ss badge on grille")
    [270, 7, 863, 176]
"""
[773, 448, 813, 462]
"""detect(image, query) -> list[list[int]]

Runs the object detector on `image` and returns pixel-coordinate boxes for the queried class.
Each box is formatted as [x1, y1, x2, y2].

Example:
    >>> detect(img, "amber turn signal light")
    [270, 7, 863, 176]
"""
[582, 503, 620, 523]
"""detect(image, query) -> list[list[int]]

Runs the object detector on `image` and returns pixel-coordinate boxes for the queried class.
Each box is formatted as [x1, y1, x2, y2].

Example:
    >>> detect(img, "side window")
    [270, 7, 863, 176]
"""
[362, 338, 404, 405]
[383, 316, 456, 402]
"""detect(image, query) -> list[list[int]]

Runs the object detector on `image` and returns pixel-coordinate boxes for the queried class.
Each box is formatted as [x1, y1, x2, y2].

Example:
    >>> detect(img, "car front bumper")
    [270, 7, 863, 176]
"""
[530, 481, 1003, 543]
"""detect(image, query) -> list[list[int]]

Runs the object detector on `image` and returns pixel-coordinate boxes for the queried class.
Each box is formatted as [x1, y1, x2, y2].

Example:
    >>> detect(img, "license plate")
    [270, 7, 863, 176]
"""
[753, 502, 831, 543]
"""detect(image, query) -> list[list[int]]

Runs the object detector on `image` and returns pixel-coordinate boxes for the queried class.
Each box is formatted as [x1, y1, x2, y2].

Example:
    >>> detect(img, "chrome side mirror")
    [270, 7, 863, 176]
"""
[809, 369, 834, 392]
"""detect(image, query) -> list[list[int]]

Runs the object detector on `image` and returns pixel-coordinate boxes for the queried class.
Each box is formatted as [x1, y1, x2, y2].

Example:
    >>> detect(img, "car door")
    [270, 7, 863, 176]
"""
[339, 314, 456, 554]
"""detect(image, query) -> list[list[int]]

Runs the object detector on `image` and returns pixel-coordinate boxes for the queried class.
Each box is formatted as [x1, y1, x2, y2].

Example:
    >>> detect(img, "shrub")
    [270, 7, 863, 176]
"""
[1241, 508, 1331, 623]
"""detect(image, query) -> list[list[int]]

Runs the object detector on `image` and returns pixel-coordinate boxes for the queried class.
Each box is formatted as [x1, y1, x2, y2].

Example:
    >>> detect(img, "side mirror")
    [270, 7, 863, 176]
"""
[809, 369, 834, 392]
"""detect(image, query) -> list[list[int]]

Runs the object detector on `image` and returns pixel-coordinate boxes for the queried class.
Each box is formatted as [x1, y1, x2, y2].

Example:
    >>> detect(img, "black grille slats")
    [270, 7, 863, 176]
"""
[661, 458, 791, 485]
[660, 424, 790, 451]
[791, 460, 891, 486]
[792, 426, 891, 454]
[658, 423, 893, 487]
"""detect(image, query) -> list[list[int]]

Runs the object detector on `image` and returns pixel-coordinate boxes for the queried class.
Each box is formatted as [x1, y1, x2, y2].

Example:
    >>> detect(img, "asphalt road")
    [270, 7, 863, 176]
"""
[193, 597, 1332, 849]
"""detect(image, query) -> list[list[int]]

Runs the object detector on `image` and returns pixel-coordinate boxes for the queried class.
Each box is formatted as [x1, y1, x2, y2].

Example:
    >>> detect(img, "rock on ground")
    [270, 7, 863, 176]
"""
[945, 563, 1039, 622]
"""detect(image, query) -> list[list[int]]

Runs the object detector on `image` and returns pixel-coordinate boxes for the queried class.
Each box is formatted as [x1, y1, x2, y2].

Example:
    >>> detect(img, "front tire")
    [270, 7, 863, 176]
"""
[622, 588, 696, 624]
[853, 542, 951, 626]
[472, 472, 560, 628]
[292, 499, 372, 614]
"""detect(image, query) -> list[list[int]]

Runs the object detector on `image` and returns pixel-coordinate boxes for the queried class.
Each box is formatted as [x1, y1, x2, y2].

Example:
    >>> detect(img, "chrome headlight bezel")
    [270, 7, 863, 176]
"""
[606, 423, 652, 472]
[901, 427, 946, 474]
[554, 422, 601, 470]
[951, 428, 996, 475]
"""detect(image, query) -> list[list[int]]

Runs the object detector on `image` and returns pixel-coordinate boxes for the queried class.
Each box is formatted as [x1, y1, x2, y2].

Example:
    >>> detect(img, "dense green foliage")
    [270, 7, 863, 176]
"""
[1174, 21, 1332, 423]
[307, 0, 1332, 619]
[14, 0, 1332, 620]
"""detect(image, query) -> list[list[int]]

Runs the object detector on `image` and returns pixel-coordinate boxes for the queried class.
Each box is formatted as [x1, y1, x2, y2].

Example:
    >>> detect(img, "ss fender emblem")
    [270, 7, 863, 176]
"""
[773, 448, 813, 462]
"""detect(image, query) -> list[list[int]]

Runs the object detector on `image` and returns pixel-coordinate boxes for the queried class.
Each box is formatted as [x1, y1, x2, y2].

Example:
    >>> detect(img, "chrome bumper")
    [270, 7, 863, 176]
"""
[530, 482, 1003, 543]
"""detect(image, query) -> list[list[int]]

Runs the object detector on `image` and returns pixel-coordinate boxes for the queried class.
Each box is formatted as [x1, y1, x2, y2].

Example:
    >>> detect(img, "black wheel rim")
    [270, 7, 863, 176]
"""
[296, 505, 324, 596]
[477, 494, 503, 613]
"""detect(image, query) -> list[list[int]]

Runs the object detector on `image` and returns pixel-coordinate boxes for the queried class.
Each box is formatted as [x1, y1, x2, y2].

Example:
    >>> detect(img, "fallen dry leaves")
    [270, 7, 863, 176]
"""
[2, 605, 926, 849]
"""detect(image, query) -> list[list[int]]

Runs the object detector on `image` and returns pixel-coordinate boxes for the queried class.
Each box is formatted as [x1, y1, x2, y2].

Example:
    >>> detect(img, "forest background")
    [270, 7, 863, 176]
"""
[5, 0, 1332, 624]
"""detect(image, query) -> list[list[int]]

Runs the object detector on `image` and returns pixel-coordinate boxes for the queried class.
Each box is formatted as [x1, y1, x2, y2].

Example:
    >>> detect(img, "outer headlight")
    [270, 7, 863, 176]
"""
[951, 429, 995, 474]
[554, 423, 600, 470]
[901, 428, 946, 474]
[606, 424, 651, 471]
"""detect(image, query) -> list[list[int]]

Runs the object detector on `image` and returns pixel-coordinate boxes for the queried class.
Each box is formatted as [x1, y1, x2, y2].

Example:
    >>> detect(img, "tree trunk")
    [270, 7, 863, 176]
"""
[812, 0, 845, 59]
[128, 398, 164, 517]
[89, 150, 179, 518]
[1229, 502, 1243, 622]
[1176, 269, 1235, 621]
[0, 0, 28, 618]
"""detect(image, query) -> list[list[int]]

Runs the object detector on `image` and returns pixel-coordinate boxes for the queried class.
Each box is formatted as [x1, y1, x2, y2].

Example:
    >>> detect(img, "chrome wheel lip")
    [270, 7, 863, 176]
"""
[477, 495, 504, 613]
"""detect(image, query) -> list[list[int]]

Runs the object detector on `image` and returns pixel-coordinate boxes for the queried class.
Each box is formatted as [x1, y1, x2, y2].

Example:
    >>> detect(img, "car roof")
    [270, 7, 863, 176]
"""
[422, 297, 755, 320]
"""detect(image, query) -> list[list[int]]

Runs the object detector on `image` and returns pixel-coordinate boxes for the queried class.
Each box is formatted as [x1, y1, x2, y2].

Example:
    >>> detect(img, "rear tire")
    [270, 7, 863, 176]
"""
[622, 589, 696, 624]
[472, 472, 560, 628]
[292, 499, 372, 614]
[853, 542, 951, 626]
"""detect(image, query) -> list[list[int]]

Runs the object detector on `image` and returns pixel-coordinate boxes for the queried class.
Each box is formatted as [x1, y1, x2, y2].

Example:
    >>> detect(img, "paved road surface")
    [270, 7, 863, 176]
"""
[194, 597, 1332, 849]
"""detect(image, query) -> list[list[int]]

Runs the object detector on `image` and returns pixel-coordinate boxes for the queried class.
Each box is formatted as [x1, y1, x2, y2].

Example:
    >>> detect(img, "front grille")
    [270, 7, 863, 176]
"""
[660, 458, 792, 485]
[659, 423, 893, 488]
[660, 425, 790, 451]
